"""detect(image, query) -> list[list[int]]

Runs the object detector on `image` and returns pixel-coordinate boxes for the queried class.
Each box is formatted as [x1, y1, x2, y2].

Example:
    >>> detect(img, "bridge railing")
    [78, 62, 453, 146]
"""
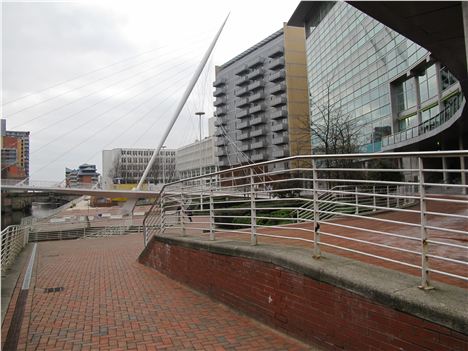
[143, 150, 468, 288]
[1, 225, 29, 274]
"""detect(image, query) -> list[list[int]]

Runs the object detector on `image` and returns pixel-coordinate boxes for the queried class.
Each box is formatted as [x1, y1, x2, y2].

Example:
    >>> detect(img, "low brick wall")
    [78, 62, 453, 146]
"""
[139, 236, 468, 350]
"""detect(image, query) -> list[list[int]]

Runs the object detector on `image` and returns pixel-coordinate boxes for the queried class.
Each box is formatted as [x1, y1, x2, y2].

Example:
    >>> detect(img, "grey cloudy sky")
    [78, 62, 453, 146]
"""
[2, 0, 300, 181]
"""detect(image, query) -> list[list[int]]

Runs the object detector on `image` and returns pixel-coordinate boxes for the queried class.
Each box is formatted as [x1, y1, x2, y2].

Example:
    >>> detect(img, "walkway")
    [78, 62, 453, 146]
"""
[1, 234, 316, 351]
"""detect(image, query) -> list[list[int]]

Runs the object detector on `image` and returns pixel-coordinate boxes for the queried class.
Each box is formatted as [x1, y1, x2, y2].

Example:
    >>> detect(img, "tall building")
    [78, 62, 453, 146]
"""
[1, 119, 30, 180]
[65, 164, 99, 188]
[288, 2, 466, 154]
[101, 148, 176, 189]
[213, 24, 311, 171]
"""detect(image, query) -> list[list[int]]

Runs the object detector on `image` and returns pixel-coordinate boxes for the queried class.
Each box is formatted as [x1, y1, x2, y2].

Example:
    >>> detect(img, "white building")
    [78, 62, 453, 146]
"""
[102, 148, 176, 190]
[176, 136, 218, 181]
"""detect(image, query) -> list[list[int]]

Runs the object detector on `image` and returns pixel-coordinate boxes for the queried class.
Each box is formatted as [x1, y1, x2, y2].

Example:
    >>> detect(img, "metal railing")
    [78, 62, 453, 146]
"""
[383, 94, 464, 147]
[1, 225, 29, 273]
[143, 150, 468, 288]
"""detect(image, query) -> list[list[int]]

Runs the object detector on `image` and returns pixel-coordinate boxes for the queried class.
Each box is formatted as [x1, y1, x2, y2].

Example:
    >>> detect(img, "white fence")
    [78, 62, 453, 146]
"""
[143, 150, 468, 289]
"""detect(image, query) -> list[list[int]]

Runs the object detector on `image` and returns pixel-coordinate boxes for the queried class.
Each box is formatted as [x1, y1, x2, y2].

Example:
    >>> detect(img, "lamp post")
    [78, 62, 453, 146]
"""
[161, 145, 167, 184]
[195, 112, 205, 209]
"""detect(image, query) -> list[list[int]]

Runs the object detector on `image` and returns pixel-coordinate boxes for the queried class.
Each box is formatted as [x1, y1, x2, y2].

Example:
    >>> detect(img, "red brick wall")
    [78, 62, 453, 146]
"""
[139, 241, 468, 351]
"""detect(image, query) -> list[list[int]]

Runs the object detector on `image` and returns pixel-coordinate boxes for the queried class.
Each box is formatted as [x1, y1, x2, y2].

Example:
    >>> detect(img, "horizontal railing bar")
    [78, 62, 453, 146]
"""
[319, 242, 421, 269]
[318, 209, 421, 228]
[425, 225, 467, 235]
[319, 230, 421, 256]
[256, 232, 314, 242]
[428, 268, 468, 281]
[427, 254, 468, 265]
[322, 221, 420, 242]
[425, 211, 468, 220]
[427, 239, 467, 249]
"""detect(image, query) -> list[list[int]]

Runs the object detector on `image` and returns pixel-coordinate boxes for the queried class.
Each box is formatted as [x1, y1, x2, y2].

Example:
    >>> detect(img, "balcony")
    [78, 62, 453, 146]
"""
[236, 120, 249, 129]
[248, 92, 264, 103]
[240, 143, 250, 152]
[238, 131, 250, 140]
[250, 127, 266, 137]
[247, 81, 263, 92]
[236, 98, 249, 108]
[213, 77, 226, 87]
[214, 97, 227, 107]
[272, 134, 289, 145]
[271, 121, 288, 132]
[214, 128, 224, 136]
[213, 87, 226, 97]
[218, 158, 230, 167]
[250, 104, 266, 114]
[269, 70, 285, 82]
[216, 138, 227, 147]
[271, 108, 287, 119]
[382, 94, 465, 151]
[268, 46, 284, 58]
[273, 148, 289, 158]
[268, 57, 285, 70]
[248, 56, 264, 68]
[216, 107, 227, 116]
[251, 140, 266, 149]
[237, 109, 249, 118]
[235, 87, 249, 97]
[235, 64, 249, 76]
[250, 114, 266, 126]
[235, 76, 249, 86]
[215, 149, 227, 157]
[270, 83, 286, 95]
[214, 118, 226, 127]
[270, 96, 287, 107]
[247, 68, 264, 80]
[251, 152, 267, 162]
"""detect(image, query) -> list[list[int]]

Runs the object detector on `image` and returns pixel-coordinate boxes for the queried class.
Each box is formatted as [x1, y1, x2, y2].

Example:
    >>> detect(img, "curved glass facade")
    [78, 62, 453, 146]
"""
[306, 2, 430, 152]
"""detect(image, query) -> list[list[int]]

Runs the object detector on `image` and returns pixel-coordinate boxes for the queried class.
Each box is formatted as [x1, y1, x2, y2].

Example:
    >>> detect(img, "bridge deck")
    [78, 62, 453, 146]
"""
[1, 234, 316, 351]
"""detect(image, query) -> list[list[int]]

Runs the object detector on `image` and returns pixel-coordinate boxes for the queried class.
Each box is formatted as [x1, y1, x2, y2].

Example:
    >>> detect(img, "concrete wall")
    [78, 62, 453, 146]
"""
[139, 235, 467, 350]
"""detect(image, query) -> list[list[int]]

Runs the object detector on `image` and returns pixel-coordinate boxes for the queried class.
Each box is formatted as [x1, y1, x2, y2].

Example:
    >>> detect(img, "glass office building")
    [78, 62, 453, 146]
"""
[290, 1, 464, 153]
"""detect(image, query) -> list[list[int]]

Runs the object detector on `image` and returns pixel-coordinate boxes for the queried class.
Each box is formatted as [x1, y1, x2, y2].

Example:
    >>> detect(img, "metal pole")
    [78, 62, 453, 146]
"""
[136, 13, 230, 190]
[312, 159, 321, 259]
[418, 157, 432, 290]
[209, 176, 215, 241]
[196, 112, 205, 210]
[250, 168, 257, 246]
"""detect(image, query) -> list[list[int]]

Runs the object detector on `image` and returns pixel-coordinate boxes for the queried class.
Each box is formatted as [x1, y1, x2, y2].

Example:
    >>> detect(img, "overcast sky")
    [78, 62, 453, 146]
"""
[2, 0, 300, 181]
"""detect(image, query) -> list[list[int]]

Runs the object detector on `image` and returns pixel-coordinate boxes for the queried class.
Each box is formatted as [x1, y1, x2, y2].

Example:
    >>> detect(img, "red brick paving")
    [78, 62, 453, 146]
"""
[10, 234, 315, 351]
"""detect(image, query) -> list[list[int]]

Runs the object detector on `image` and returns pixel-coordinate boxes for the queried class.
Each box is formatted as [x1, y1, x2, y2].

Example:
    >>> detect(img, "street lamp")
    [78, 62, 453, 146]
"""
[195, 112, 205, 209]
[161, 145, 167, 184]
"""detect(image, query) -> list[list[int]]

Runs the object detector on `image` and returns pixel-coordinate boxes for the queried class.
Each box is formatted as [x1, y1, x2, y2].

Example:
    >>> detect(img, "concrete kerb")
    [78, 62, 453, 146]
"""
[139, 234, 468, 335]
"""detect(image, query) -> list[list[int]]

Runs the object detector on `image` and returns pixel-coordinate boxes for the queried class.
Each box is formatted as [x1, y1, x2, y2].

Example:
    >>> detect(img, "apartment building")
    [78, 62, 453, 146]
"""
[213, 24, 311, 171]
[1, 119, 30, 180]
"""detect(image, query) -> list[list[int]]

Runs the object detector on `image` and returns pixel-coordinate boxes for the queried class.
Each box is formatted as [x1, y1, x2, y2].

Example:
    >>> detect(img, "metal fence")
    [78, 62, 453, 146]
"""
[143, 150, 468, 288]
[1, 225, 29, 274]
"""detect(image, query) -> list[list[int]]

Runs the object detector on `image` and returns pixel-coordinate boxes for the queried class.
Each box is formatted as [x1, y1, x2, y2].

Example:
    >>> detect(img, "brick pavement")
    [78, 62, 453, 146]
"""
[4, 234, 316, 351]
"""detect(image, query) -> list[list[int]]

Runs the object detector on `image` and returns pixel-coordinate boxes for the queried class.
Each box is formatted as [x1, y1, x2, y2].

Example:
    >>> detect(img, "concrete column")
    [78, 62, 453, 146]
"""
[463, 2, 468, 73]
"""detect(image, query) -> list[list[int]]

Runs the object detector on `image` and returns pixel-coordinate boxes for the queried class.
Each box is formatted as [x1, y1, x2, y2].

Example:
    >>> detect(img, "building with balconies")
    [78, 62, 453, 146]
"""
[213, 24, 311, 171]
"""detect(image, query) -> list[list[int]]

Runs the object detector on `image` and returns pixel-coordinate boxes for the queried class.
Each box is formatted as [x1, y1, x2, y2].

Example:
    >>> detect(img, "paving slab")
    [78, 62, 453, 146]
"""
[2, 234, 321, 351]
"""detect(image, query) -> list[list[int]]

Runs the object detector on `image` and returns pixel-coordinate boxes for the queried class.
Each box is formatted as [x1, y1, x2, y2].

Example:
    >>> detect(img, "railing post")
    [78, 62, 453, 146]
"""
[372, 185, 376, 211]
[460, 136, 467, 195]
[418, 157, 432, 290]
[250, 168, 257, 246]
[209, 176, 215, 241]
[181, 196, 186, 238]
[312, 159, 321, 259]
[387, 185, 390, 207]
[355, 186, 359, 214]
[160, 197, 166, 236]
